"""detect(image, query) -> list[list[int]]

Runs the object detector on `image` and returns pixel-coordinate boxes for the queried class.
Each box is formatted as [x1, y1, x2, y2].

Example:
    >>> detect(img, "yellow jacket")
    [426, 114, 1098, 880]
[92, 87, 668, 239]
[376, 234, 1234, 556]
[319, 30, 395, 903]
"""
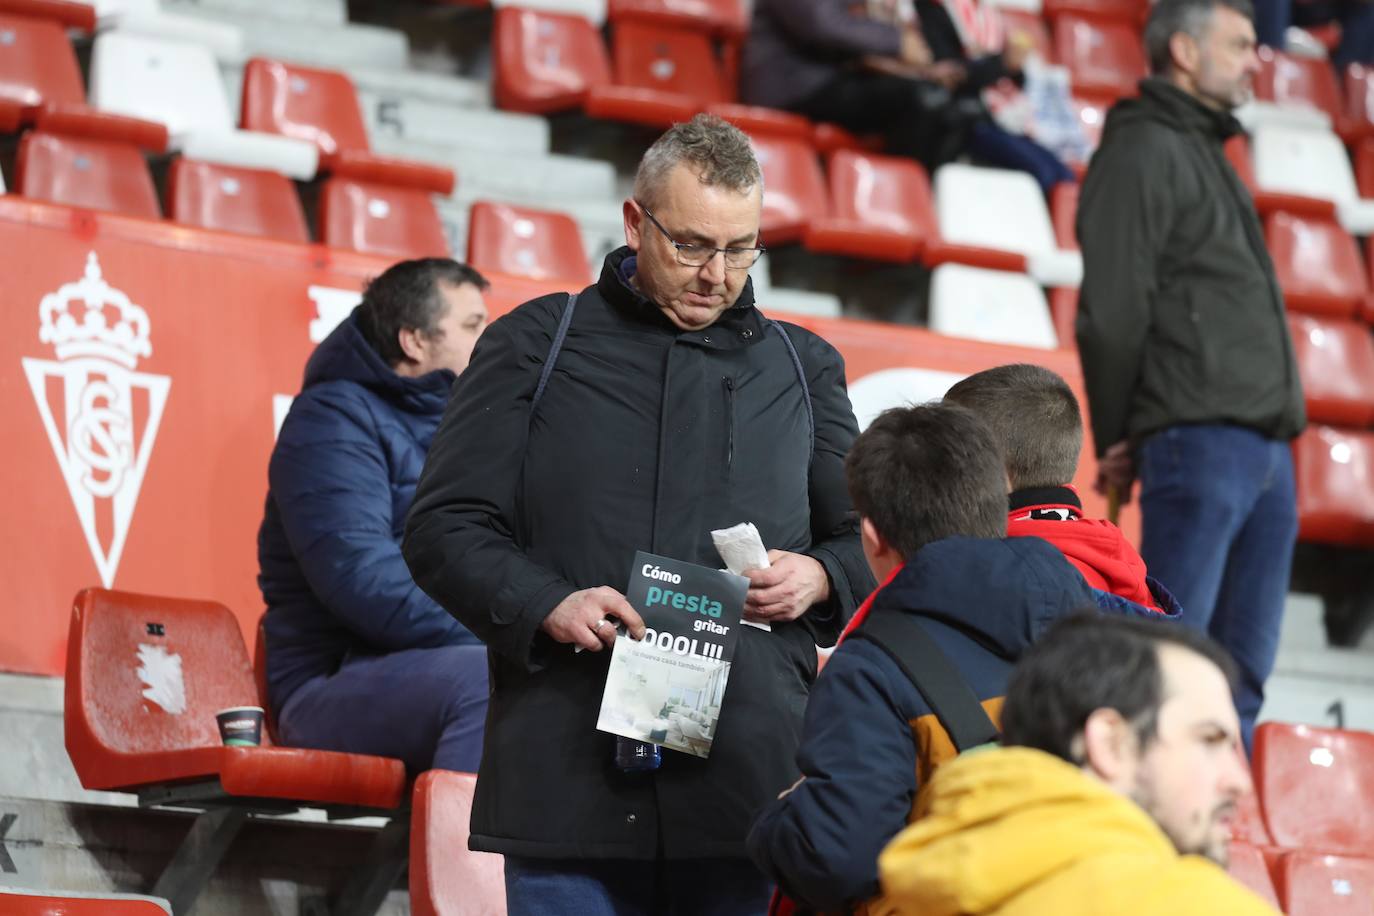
[877, 747, 1279, 916]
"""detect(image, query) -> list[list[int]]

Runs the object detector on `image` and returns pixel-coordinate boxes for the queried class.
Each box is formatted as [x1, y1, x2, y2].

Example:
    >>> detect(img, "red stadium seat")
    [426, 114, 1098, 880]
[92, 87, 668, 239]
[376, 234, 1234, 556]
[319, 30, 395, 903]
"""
[167, 158, 309, 243]
[999, 8, 1054, 63]
[319, 177, 451, 259]
[1048, 287, 1078, 349]
[240, 58, 453, 194]
[0, 0, 97, 30]
[803, 150, 933, 263]
[811, 122, 883, 155]
[252, 616, 280, 745]
[1255, 47, 1353, 138]
[1054, 15, 1146, 106]
[1345, 63, 1374, 140]
[1226, 133, 1338, 218]
[409, 770, 507, 916]
[0, 889, 169, 915]
[1293, 427, 1374, 545]
[1231, 777, 1275, 847]
[1043, 0, 1148, 23]
[750, 133, 829, 245]
[16, 131, 160, 218]
[1287, 314, 1374, 427]
[1050, 182, 1078, 250]
[0, 12, 85, 127]
[1275, 851, 1374, 916]
[1227, 841, 1281, 910]
[1356, 136, 1374, 197]
[607, 0, 748, 39]
[584, 20, 718, 127]
[64, 588, 409, 913]
[492, 7, 611, 115]
[467, 200, 591, 283]
[1266, 212, 1367, 318]
[1254, 722, 1374, 853]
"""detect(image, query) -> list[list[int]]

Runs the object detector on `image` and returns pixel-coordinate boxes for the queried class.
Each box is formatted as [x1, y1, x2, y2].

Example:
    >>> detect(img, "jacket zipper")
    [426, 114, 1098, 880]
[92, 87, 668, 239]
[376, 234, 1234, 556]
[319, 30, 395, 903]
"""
[722, 377, 735, 472]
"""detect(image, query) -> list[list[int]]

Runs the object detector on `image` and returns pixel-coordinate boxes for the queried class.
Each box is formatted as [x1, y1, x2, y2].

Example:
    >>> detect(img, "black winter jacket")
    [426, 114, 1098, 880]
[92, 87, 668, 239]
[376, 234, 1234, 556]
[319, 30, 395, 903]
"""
[403, 247, 873, 859]
[1075, 78, 1306, 455]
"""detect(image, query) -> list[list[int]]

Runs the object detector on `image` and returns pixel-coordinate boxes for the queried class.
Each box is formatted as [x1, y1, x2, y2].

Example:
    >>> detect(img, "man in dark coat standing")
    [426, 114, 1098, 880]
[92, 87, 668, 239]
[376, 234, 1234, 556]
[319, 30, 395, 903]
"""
[1075, 0, 1306, 751]
[404, 114, 872, 914]
[259, 258, 491, 773]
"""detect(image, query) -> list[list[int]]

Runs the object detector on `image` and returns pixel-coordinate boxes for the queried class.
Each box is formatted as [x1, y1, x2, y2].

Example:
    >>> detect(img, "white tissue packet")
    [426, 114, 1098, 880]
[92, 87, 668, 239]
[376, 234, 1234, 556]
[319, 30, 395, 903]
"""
[711, 522, 772, 632]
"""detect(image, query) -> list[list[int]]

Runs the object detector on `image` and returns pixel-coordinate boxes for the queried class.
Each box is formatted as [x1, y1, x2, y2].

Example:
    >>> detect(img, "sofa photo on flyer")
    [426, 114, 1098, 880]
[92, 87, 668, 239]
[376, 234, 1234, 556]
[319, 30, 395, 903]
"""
[596, 551, 749, 759]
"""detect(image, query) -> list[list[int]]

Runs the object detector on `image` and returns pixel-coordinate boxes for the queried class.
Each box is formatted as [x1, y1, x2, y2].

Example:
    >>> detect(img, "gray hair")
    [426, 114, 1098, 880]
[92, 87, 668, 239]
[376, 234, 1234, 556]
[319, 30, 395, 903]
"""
[632, 114, 763, 210]
[1144, 0, 1256, 74]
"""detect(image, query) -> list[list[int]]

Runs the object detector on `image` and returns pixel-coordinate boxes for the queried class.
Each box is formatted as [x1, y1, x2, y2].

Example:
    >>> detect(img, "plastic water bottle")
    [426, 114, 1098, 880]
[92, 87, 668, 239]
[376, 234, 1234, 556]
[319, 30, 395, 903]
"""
[614, 737, 662, 771]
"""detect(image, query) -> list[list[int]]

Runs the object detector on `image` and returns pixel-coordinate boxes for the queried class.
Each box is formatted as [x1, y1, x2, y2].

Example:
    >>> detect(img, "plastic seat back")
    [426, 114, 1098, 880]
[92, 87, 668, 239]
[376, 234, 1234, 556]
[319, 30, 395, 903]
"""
[1277, 851, 1374, 916]
[607, 0, 747, 37]
[1253, 122, 1361, 204]
[804, 149, 933, 262]
[0, 12, 85, 118]
[1054, 15, 1146, 103]
[750, 133, 828, 244]
[64, 588, 264, 792]
[1254, 722, 1374, 853]
[999, 8, 1054, 62]
[467, 200, 590, 282]
[1266, 212, 1367, 318]
[492, 7, 611, 114]
[0, 889, 171, 915]
[17, 131, 160, 218]
[1345, 63, 1374, 137]
[319, 177, 450, 259]
[1255, 47, 1344, 127]
[606, 20, 726, 105]
[1294, 426, 1374, 546]
[1287, 313, 1374, 427]
[410, 770, 507, 916]
[89, 30, 234, 138]
[168, 158, 309, 243]
[1227, 841, 1281, 910]
[1050, 181, 1078, 250]
[935, 163, 1059, 258]
[929, 263, 1058, 349]
[241, 57, 370, 158]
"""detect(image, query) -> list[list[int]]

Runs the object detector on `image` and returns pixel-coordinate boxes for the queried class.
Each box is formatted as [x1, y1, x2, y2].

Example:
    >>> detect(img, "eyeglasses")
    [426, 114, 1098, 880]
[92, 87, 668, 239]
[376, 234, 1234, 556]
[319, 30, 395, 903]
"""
[637, 202, 765, 270]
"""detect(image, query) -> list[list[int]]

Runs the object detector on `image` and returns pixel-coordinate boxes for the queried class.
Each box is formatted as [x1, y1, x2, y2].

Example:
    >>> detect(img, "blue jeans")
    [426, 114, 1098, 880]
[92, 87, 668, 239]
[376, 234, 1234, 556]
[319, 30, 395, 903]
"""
[1137, 425, 1298, 751]
[277, 644, 488, 773]
[967, 121, 1075, 195]
[504, 856, 772, 916]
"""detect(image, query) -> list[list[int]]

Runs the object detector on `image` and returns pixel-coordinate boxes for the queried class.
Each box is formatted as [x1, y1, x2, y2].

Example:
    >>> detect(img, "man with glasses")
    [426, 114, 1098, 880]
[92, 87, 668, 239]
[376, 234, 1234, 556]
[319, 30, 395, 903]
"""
[404, 114, 872, 915]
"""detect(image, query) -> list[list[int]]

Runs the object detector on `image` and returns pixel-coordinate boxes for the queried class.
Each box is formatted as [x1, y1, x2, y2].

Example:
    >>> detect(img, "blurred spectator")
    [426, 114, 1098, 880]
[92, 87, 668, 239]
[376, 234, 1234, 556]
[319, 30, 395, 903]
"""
[1076, 0, 1305, 750]
[1292, 0, 1374, 67]
[742, 0, 1073, 191]
[877, 613, 1278, 914]
[747, 403, 1172, 914]
[944, 364, 1176, 613]
[258, 258, 490, 773]
[404, 114, 872, 916]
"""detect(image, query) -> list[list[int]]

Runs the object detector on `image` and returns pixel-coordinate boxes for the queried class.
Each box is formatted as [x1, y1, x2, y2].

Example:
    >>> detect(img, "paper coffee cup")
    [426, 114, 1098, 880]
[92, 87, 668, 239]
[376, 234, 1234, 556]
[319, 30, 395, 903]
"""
[216, 706, 265, 747]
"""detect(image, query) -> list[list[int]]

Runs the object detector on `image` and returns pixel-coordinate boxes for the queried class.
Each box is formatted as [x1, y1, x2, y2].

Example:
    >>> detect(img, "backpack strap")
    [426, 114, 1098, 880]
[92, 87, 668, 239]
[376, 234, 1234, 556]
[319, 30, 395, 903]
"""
[766, 319, 815, 453]
[849, 610, 1000, 752]
[531, 292, 578, 414]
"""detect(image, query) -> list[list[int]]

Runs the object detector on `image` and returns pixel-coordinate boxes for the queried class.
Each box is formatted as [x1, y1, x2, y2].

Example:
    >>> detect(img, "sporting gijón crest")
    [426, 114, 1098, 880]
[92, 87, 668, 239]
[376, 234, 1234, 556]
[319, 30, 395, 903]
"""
[21, 253, 171, 588]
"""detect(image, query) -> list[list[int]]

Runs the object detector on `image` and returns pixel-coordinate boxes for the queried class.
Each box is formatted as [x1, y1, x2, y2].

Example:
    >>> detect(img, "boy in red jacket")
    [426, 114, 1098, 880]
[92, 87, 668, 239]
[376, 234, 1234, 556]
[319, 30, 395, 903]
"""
[944, 364, 1169, 612]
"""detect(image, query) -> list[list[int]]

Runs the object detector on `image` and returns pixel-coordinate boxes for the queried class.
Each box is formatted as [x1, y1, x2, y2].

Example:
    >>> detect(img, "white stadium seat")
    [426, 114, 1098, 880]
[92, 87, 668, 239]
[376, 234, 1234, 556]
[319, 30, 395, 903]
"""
[934, 163, 1083, 287]
[928, 263, 1059, 349]
[89, 31, 318, 179]
[1252, 122, 1374, 234]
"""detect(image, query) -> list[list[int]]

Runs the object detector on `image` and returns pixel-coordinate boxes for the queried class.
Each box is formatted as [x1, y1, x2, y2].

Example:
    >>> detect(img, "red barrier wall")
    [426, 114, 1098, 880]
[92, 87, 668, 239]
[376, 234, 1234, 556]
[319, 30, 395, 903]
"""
[0, 198, 1134, 676]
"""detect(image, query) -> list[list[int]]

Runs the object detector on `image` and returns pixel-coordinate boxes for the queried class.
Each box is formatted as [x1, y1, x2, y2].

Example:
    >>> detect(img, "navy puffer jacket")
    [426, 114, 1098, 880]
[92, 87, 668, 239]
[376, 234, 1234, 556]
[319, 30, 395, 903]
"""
[258, 307, 478, 712]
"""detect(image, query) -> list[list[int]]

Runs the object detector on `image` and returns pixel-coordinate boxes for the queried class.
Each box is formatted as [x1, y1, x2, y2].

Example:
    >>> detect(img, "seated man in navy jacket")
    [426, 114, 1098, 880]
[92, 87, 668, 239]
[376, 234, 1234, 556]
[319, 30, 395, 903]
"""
[257, 258, 490, 773]
[747, 403, 1174, 914]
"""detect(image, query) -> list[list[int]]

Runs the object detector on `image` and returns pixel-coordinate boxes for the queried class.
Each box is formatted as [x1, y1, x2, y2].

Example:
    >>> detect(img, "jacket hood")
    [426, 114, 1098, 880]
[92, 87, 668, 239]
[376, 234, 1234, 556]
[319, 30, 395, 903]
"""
[877, 747, 1181, 915]
[302, 307, 455, 414]
[1104, 78, 1243, 141]
[1007, 516, 1159, 609]
[867, 537, 1100, 657]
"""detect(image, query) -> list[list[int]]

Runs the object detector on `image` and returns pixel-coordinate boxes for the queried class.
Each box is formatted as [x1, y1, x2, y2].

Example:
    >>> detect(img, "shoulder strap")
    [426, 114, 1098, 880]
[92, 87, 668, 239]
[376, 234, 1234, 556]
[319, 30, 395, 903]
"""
[849, 610, 1000, 752]
[531, 292, 578, 413]
[766, 319, 815, 452]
